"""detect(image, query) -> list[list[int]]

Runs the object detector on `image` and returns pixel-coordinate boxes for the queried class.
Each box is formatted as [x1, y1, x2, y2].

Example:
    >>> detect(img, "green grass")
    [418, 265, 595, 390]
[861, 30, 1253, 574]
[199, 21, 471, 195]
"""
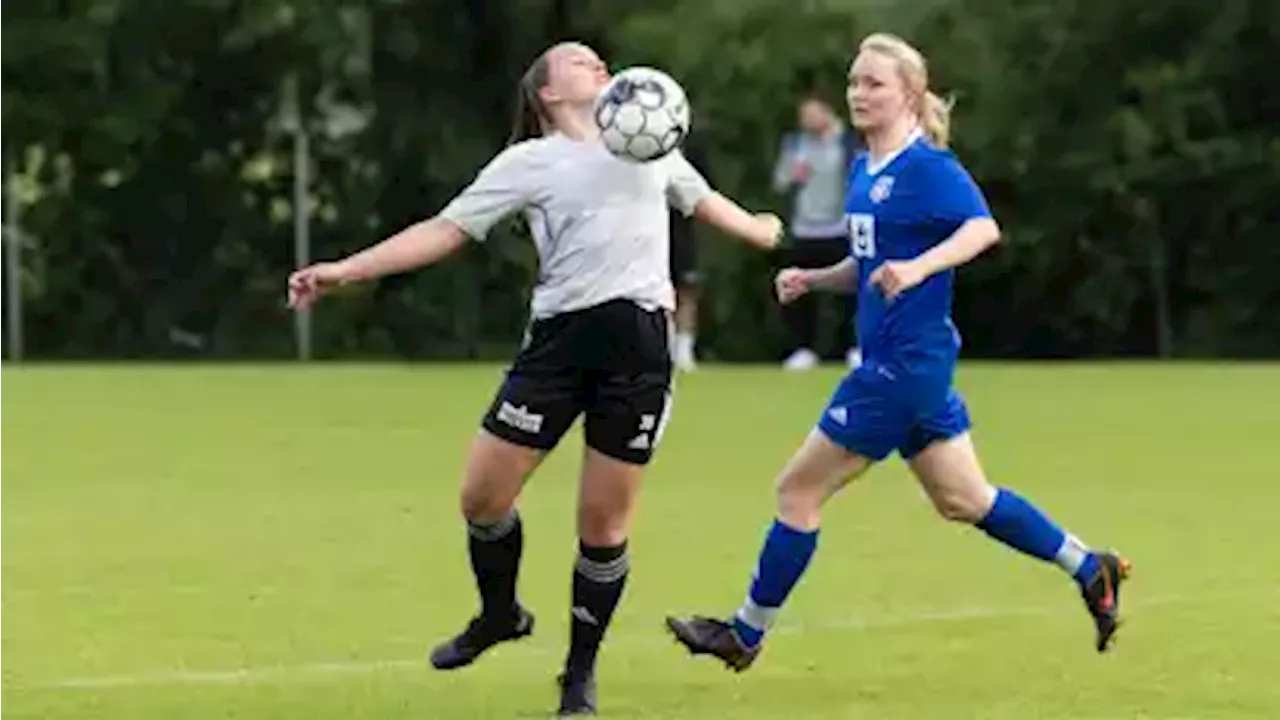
[4, 363, 1279, 719]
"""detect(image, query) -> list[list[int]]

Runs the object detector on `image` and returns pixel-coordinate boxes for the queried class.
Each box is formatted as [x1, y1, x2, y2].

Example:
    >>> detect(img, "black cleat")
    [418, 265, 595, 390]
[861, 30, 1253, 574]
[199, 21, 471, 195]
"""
[556, 670, 597, 717]
[664, 615, 761, 672]
[429, 605, 534, 670]
[1080, 551, 1132, 653]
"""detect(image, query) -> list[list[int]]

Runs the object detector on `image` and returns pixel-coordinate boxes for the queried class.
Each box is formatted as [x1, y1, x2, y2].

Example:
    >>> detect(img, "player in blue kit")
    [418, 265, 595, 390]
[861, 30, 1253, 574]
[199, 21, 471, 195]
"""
[665, 32, 1130, 671]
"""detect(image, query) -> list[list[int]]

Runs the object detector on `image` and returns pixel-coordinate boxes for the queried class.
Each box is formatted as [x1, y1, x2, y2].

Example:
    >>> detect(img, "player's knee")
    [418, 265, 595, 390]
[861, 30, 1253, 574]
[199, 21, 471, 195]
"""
[929, 488, 990, 523]
[578, 498, 628, 546]
[772, 435, 863, 530]
[774, 472, 824, 529]
[459, 482, 515, 525]
[458, 436, 534, 524]
[577, 447, 644, 544]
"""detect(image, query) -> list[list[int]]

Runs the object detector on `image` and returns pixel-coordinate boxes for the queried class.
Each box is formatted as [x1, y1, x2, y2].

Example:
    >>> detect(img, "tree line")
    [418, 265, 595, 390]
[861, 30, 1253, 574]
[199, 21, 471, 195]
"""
[4, 0, 1278, 360]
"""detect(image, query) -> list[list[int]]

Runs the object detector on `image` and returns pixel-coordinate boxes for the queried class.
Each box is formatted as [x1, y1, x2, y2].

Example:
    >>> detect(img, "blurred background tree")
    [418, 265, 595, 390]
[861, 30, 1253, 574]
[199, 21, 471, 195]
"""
[4, 0, 1277, 360]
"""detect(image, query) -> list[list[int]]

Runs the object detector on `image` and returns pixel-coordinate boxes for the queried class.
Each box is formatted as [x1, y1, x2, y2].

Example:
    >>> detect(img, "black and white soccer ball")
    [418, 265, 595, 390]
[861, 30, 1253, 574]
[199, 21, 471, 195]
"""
[594, 67, 691, 163]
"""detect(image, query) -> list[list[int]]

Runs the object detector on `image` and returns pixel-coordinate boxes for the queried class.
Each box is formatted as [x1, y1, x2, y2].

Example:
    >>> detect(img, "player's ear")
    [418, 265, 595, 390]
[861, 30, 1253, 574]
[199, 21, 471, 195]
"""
[537, 82, 559, 105]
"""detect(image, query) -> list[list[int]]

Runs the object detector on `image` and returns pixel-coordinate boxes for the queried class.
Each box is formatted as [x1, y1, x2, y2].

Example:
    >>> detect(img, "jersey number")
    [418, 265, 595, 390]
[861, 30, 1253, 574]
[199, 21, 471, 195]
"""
[849, 213, 876, 259]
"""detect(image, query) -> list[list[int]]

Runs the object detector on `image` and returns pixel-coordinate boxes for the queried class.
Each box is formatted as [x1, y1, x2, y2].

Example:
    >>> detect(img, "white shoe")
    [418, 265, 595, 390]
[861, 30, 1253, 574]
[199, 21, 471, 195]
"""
[675, 353, 697, 372]
[783, 348, 819, 371]
[846, 347, 862, 368]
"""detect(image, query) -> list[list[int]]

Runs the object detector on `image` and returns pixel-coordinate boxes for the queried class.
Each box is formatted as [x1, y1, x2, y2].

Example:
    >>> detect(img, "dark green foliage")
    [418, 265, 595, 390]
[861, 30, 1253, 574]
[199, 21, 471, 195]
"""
[4, 0, 1277, 359]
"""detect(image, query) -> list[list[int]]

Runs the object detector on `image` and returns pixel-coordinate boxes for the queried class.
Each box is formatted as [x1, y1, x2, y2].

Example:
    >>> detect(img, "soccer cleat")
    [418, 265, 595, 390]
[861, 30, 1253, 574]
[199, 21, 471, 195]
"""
[556, 670, 598, 717]
[428, 605, 534, 670]
[664, 615, 761, 672]
[1079, 551, 1132, 653]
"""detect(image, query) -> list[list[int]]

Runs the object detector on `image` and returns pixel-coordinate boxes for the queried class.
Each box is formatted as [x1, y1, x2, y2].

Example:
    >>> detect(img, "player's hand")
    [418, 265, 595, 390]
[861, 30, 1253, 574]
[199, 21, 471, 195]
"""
[868, 260, 927, 300]
[792, 160, 812, 185]
[754, 213, 784, 250]
[287, 261, 351, 310]
[775, 267, 811, 305]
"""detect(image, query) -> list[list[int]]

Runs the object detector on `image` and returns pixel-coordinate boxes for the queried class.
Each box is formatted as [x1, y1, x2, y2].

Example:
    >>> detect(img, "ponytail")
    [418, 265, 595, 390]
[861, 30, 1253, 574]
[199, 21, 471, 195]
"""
[921, 90, 954, 148]
[507, 53, 552, 146]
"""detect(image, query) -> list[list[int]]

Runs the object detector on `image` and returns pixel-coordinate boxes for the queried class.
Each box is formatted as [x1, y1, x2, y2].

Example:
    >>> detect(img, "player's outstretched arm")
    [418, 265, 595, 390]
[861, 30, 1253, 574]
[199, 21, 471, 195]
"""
[692, 192, 783, 250]
[292, 140, 529, 298]
[287, 218, 468, 309]
[333, 217, 469, 284]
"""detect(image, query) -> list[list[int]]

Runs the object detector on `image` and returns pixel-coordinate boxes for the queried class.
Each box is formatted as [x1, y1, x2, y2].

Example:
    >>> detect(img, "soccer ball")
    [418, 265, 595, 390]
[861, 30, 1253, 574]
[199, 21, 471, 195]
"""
[594, 66, 691, 163]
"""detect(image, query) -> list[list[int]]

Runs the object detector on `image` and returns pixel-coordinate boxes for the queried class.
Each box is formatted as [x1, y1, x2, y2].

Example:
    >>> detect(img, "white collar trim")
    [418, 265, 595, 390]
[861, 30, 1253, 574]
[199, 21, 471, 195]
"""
[866, 127, 924, 176]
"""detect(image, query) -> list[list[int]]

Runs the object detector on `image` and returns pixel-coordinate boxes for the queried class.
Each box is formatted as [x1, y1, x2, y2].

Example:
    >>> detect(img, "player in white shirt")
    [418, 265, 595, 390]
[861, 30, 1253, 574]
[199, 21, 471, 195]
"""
[287, 42, 781, 717]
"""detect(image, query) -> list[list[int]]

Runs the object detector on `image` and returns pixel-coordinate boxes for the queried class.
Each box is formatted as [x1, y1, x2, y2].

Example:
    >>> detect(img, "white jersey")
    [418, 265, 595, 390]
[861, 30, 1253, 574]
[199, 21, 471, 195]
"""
[439, 134, 712, 318]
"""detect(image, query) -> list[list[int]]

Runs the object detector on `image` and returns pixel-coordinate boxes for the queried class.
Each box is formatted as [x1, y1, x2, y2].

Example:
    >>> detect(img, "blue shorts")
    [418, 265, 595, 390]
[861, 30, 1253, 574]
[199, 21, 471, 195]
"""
[816, 361, 971, 461]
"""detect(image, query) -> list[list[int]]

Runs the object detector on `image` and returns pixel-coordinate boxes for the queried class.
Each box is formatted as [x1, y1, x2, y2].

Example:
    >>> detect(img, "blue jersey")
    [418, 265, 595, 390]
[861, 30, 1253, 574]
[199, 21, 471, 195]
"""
[845, 131, 991, 375]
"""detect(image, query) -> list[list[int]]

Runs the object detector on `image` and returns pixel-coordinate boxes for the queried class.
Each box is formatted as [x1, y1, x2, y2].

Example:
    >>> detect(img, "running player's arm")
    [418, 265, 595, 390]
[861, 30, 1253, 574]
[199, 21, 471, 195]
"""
[911, 216, 1000, 278]
[664, 150, 780, 249]
[805, 257, 858, 293]
[912, 156, 1001, 278]
[334, 146, 534, 283]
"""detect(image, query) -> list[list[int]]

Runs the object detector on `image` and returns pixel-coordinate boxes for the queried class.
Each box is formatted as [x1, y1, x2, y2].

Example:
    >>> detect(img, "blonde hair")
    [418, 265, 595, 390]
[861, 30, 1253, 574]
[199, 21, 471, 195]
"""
[858, 32, 954, 148]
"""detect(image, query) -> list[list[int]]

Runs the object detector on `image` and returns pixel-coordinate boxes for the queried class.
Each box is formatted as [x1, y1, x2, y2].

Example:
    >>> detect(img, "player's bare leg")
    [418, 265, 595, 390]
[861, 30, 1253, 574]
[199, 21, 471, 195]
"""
[906, 431, 996, 523]
[430, 430, 542, 670]
[909, 432, 1131, 652]
[554, 447, 646, 717]
[666, 429, 871, 671]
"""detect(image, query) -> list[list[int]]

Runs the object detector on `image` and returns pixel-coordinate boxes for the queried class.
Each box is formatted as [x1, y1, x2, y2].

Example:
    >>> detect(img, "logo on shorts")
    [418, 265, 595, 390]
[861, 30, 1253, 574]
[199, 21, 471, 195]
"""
[827, 406, 848, 425]
[627, 414, 658, 451]
[496, 401, 544, 435]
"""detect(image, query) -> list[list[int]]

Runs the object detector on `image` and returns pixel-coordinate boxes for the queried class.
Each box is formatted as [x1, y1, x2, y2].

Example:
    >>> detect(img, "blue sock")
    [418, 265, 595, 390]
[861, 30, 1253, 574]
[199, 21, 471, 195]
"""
[731, 519, 818, 647]
[976, 488, 1099, 584]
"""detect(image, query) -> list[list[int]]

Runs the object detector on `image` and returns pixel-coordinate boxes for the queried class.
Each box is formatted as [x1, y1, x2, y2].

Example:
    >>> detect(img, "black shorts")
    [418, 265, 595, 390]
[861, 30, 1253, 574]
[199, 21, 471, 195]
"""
[669, 211, 700, 288]
[481, 299, 674, 465]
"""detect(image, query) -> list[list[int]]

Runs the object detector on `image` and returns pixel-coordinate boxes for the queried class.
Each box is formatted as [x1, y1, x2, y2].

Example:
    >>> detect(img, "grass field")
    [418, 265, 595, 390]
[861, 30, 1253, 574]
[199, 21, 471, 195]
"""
[4, 363, 1279, 719]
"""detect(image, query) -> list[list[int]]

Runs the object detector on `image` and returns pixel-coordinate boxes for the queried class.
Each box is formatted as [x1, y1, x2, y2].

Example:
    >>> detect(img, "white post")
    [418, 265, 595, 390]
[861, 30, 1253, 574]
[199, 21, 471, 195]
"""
[4, 154, 22, 362]
[286, 74, 313, 361]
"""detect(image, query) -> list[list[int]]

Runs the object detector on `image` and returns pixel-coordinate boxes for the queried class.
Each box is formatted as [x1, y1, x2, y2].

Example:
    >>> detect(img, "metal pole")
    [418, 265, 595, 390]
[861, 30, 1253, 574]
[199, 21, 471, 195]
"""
[287, 74, 313, 361]
[4, 154, 23, 362]
[1, 143, 6, 361]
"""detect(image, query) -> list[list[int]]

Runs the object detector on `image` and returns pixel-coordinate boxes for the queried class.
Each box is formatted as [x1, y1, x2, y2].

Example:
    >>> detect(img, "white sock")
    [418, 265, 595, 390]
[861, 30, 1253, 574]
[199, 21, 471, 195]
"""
[675, 332, 695, 362]
[735, 595, 778, 634]
[1053, 533, 1090, 576]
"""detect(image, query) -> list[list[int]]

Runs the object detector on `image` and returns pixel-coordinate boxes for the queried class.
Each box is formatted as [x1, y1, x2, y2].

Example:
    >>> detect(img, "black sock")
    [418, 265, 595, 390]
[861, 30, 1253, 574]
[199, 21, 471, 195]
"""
[467, 510, 523, 622]
[565, 541, 629, 677]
